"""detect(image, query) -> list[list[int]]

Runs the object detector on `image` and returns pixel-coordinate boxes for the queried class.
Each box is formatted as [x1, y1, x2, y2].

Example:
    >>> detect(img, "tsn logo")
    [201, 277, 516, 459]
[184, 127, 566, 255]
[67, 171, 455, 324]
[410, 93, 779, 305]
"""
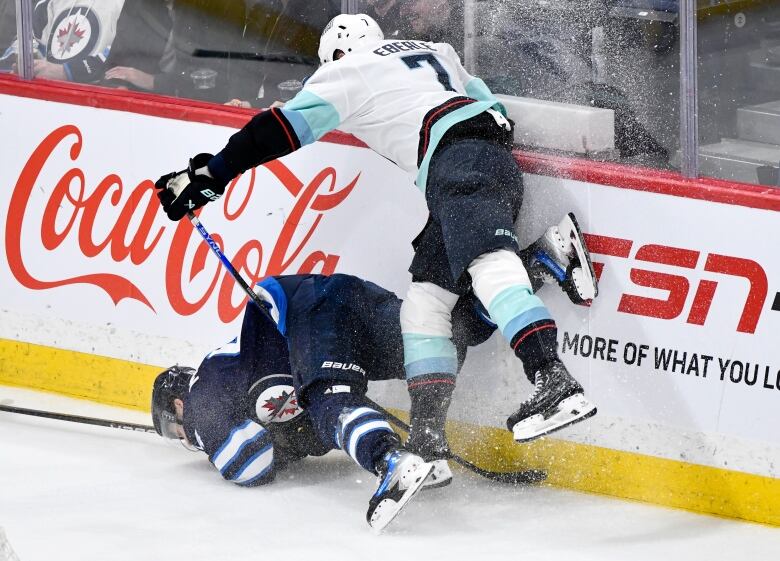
[321, 361, 367, 375]
[586, 234, 770, 334]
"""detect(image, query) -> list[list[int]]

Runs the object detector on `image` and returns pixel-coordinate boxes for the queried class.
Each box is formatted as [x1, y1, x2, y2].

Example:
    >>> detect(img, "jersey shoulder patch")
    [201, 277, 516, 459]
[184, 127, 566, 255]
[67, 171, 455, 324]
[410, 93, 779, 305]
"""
[249, 374, 304, 424]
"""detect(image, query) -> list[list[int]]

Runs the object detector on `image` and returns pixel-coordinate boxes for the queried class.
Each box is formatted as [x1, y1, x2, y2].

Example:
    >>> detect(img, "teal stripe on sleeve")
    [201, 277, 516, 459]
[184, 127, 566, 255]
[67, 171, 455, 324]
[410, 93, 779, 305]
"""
[502, 307, 553, 341]
[405, 357, 459, 378]
[486, 286, 550, 339]
[402, 333, 457, 365]
[415, 100, 493, 191]
[466, 77, 507, 116]
[279, 108, 314, 146]
[282, 91, 341, 145]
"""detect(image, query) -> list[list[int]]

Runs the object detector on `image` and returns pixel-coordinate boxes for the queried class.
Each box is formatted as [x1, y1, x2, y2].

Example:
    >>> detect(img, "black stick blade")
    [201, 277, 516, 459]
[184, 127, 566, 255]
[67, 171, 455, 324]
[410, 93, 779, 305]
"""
[452, 455, 547, 485]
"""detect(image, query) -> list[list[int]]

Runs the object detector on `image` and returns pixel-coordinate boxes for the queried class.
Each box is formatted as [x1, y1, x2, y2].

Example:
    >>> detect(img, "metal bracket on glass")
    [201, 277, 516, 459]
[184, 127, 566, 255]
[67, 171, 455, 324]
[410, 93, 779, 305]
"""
[343, 0, 360, 14]
[14, 0, 34, 79]
[463, 0, 477, 74]
[679, 0, 699, 178]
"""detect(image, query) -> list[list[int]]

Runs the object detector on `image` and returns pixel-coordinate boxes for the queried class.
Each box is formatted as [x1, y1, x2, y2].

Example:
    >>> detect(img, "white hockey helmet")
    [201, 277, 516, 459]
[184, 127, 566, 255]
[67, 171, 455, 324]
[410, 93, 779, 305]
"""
[318, 13, 384, 64]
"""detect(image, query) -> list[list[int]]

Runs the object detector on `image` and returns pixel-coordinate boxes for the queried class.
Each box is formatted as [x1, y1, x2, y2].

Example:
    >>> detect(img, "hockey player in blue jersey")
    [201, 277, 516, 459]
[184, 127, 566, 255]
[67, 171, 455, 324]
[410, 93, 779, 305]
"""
[151, 273, 497, 531]
[154, 14, 598, 488]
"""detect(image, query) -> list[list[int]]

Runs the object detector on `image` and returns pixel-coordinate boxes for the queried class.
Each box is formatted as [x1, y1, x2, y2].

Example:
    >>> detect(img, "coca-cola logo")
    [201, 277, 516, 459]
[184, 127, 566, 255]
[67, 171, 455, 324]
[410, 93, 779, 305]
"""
[6, 124, 359, 324]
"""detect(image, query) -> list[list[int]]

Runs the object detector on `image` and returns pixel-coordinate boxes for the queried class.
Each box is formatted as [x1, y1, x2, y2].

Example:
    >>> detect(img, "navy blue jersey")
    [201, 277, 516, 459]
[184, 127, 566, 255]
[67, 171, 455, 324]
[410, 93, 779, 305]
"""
[182, 273, 495, 486]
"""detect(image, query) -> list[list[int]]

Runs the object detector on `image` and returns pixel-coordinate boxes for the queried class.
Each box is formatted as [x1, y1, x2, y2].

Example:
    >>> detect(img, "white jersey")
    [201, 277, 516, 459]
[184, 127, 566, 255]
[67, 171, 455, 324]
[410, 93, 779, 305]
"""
[281, 39, 505, 190]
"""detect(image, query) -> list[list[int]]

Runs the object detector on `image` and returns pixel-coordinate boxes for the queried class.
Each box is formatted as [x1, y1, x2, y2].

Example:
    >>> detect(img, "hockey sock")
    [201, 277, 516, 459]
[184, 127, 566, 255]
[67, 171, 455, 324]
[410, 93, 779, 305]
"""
[407, 374, 455, 457]
[401, 282, 460, 378]
[408, 374, 455, 423]
[335, 405, 400, 474]
[510, 320, 559, 382]
[468, 249, 560, 382]
[305, 385, 399, 474]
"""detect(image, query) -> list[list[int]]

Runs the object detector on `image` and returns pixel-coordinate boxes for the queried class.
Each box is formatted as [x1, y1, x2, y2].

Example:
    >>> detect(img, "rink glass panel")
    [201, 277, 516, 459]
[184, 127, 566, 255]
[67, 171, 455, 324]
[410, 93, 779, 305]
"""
[18, 0, 338, 107]
[9, 0, 780, 189]
[476, 0, 681, 171]
[696, 0, 780, 186]
[356, 0, 681, 172]
[0, 0, 15, 69]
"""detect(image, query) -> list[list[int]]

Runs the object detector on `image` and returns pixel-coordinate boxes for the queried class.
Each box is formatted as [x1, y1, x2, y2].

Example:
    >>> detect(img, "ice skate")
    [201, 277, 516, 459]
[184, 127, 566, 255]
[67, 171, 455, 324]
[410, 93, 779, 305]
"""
[406, 420, 453, 489]
[367, 450, 433, 532]
[526, 212, 598, 305]
[507, 360, 597, 442]
[423, 459, 453, 489]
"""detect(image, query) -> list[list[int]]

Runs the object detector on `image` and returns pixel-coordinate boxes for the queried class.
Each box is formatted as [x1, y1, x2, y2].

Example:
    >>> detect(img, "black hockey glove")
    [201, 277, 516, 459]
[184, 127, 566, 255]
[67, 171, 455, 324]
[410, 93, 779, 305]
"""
[155, 153, 227, 221]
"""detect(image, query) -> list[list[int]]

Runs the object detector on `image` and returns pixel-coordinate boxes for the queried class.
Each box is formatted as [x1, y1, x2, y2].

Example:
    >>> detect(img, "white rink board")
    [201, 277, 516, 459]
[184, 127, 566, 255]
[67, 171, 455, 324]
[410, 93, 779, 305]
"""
[1, 94, 779, 478]
[438, 175, 780, 478]
[0, 93, 427, 364]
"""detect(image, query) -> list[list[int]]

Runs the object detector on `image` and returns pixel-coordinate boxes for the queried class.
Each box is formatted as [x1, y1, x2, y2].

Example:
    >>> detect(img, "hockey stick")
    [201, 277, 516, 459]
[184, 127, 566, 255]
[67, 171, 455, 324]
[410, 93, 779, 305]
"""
[187, 211, 274, 322]
[187, 214, 545, 485]
[0, 403, 156, 433]
[364, 397, 547, 486]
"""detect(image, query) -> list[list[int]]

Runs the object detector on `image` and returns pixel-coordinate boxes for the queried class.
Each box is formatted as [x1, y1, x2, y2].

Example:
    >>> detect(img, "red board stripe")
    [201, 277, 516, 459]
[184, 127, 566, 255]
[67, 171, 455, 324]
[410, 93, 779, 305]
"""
[514, 150, 780, 212]
[0, 74, 365, 148]
[2, 74, 780, 211]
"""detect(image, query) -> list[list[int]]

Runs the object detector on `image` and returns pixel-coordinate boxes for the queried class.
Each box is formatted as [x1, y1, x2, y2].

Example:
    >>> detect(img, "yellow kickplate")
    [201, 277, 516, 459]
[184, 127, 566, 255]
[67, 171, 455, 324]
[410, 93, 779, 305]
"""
[0, 338, 159, 411]
[390, 410, 780, 527]
[2, 337, 778, 526]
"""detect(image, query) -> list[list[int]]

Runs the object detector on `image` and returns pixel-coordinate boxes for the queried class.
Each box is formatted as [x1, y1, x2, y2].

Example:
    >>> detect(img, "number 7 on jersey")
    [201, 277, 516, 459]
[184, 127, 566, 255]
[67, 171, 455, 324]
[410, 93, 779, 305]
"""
[401, 54, 455, 92]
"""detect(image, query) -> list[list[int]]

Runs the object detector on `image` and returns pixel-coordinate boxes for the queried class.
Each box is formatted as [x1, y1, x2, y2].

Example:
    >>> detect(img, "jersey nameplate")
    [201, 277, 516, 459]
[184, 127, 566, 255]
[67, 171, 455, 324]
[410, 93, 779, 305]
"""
[373, 41, 435, 56]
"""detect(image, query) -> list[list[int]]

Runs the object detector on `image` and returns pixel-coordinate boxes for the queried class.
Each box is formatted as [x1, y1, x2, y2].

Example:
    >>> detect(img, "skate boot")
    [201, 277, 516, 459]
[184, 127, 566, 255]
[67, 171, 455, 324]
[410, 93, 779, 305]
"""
[507, 360, 597, 442]
[522, 212, 598, 305]
[367, 449, 433, 532]
[406, 418, 453, 489]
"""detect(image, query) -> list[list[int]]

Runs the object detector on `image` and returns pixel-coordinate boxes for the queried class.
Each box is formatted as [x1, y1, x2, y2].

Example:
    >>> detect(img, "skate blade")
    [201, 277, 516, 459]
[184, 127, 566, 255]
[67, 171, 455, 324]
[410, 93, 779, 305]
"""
[571, 268, 595, 304]
[421, 460, 453, 490]
[512, 394, 597, 443]
[563, 213, 598, 300]
[369, 461, 434, 533]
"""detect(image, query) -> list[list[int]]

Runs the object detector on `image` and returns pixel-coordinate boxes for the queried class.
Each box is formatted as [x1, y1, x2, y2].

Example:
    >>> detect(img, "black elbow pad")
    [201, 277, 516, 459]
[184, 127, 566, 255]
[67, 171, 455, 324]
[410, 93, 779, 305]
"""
[217, 109, 302, 178]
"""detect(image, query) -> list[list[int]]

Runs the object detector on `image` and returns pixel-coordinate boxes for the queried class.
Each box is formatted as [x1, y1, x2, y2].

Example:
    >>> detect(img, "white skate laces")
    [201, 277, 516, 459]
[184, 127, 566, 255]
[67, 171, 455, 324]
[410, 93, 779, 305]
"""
[510, 362, 598, 443]
[524, 371, 546, 404]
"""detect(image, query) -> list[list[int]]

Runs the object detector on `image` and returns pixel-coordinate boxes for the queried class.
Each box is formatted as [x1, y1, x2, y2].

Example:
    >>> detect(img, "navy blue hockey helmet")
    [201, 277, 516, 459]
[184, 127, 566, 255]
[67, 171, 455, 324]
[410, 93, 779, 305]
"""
[151, 365, 196, 439]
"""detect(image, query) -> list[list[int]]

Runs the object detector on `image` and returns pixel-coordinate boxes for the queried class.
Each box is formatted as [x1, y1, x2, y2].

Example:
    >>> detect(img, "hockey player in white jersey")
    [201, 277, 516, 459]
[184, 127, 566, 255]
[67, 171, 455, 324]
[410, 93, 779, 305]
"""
[155, 14, 598, 479]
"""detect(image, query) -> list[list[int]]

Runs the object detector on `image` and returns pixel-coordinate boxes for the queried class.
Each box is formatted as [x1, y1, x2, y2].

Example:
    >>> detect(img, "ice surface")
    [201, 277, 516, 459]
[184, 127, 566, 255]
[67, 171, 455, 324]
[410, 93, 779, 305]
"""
[1, 387, 779, 561]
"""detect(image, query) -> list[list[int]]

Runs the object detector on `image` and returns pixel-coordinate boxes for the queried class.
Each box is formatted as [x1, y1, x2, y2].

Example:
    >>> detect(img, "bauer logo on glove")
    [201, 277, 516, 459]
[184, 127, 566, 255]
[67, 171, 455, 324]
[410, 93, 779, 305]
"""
[155, 153, 227, 221]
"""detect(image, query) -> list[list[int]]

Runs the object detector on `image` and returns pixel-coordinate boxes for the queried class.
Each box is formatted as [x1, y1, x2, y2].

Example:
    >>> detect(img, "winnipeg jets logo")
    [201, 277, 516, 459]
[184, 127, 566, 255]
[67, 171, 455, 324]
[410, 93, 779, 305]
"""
[56, 23, 86, 54]
[47, 7, 99, 62]
[262, 390, 298, 419]
[255, 384, 303, 424]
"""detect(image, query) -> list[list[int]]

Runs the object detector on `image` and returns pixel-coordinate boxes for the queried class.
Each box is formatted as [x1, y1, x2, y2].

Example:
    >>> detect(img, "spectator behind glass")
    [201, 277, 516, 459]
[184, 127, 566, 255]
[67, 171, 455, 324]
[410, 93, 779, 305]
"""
[146, 0, 242, 102]
[224, 0, 340, 108]
[0, 1, 15, 51]
[1, 0, 67, 72]
[32, 0, 125, 82]
[101, 0, 174, 91]
[400, 0, 463, 52]
[364, 0, 410, 40]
